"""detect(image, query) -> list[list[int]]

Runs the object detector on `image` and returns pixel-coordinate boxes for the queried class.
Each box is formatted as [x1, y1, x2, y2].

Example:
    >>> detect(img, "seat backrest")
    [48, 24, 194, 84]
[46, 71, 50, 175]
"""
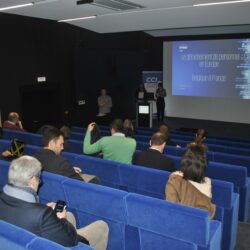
[38, 172, 68, 204]
[125, 193, 211, 247]
[0, 220, 92, 250]
[119, 163, 168, 199]
[62, 179, 128, 250]
[0, 160, 10, 190]
[213, 152, 250, 175]
[75, 155, 121, 188]
[3, 129, 42, 146]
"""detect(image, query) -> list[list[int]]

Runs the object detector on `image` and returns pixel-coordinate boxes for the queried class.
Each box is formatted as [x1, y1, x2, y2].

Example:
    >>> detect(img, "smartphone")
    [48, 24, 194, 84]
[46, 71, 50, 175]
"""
[54, 200, 66, 213]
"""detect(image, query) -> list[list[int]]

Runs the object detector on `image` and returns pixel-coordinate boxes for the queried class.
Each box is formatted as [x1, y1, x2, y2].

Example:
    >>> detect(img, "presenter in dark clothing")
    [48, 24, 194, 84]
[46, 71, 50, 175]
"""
[132, 132, 175, 172]
[155, 83, 167, 122]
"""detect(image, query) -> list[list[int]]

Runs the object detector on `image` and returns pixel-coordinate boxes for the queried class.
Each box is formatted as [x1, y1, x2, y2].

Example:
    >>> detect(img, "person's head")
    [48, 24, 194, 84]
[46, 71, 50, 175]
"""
[139, 84, 144, 91]
[8, 156, 42, 192]
[110, 119, 124, 134]
[42, 128, 64, 155]
[180, 144, 207, 183]
[150, 132, 166, 153]
[8, 112, 20, 124]
[158, 83, 163, 89]
[159, 123, 169, 134]
[60, 126, 71, 139]
[123, 119, 134, 130]
[194, 128, 207, 144]
[101, 89, 107, 96]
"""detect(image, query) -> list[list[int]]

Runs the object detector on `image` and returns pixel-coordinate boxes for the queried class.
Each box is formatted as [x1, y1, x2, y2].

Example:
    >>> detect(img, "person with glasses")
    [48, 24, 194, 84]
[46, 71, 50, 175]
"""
[0, 156, 109, 249]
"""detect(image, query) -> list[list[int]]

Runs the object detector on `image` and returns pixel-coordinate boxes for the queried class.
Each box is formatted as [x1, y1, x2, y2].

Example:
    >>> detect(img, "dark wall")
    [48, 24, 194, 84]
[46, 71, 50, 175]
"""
[2, 13, 248, 137]
[74, 32, 162, 124]
[0, 13, 163, 128]
[0, 13, 78, 128]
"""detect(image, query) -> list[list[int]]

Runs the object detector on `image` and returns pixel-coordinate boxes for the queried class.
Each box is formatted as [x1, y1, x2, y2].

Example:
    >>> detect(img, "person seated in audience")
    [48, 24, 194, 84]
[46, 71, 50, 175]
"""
[60, 125, 71, 151]
[191, 128, 208, 150]
[132, 132, 175, 172]
[165, 143, 216, 219]
[0, 156, 109, 249]
[159, 123, 180, 147]
[84, 119, 136, 164]
[3, 112, 25, 131]
[89, 123, 103, 158]
[34, 128, 100, 184]
[123, 118, 134, 138]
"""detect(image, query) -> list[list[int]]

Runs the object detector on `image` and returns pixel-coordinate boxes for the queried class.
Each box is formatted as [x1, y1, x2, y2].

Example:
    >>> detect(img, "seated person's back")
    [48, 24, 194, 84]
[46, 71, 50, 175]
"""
[3, 112, 25, 131]
[0, 156, 109, 249]
[133, 132, 175, 172]
[165, 144, 215, 219]
[84, 119, 136, 164]
[0, 156, 86, 247]
[34, 128, 100, 183]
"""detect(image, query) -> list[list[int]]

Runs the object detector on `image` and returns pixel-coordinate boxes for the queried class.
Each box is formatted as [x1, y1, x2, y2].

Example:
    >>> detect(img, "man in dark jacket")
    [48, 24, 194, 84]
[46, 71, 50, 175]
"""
[132, 132, 175, 172]
[33, 128, 100, 184]
[0, 156, 109, 249]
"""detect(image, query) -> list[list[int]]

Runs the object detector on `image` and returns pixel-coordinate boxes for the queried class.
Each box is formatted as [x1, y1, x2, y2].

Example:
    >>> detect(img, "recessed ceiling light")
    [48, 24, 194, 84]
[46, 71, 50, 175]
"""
[58, 16, 97, 23]
[0, 3, 34, 11]
[194, 0, 250, 7]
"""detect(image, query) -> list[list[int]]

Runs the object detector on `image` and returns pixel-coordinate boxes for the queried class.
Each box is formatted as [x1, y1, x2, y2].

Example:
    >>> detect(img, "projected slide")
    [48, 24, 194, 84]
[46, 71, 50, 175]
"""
[172, 39, 250, 99]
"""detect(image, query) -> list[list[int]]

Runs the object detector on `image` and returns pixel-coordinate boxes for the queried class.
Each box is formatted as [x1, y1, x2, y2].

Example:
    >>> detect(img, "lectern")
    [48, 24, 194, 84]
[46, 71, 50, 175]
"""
[136, 101, 154, 128]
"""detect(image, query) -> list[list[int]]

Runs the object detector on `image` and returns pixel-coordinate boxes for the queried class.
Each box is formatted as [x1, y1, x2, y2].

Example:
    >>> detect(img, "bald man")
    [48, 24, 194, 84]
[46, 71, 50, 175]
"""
[3, 112, 25, 131]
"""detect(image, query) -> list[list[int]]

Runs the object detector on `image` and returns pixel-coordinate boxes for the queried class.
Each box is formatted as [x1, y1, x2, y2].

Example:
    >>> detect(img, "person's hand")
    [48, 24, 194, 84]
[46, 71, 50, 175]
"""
[87, 122, 95, 132]
[2, 150, 13, 158]
[56, 209, 67, 219]
[47, 202, 56, 209]
[73, 167, 82, 173]
[17, 120, 23, 129]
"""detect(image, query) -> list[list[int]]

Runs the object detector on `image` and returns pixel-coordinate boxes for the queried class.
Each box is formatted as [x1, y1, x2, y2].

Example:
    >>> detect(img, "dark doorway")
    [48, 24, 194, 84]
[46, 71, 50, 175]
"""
[20, 84, 62, 132]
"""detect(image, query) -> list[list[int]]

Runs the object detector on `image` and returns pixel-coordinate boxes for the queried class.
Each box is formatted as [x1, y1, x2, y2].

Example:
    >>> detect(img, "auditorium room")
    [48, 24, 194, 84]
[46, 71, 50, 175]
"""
[0, 0, 250, 250]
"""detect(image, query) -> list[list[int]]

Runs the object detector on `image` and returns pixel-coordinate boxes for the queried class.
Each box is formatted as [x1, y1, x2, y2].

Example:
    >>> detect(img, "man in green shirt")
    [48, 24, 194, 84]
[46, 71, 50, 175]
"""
[83, 119, 136, 164]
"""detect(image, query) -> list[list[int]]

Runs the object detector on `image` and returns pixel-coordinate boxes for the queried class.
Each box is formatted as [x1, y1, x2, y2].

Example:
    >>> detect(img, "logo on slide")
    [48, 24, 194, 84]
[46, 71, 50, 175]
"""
[178, 45, 188, 52]
[146, 77, 162, 83]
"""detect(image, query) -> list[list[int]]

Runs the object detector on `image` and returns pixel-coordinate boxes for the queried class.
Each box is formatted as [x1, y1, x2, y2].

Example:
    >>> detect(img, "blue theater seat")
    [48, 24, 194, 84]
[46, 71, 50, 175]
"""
[0, 160, 223, 250]
[0, 220, 92, 250]
[125, 193, 221, 250]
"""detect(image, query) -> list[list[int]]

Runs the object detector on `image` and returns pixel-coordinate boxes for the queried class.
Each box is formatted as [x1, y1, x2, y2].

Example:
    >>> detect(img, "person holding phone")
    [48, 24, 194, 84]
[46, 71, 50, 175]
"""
[0, 156, 109, 249]
[3, 112, 25, 131]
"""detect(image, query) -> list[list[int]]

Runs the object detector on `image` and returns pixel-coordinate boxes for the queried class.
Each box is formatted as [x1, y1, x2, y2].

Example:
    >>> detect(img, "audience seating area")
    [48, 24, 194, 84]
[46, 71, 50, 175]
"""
[2, 128, 250, 222]
[1, 125, 249, 250]
[0, 220, 93, 250]
[0, 140, 240, 250]
[0, 160, 222, 250]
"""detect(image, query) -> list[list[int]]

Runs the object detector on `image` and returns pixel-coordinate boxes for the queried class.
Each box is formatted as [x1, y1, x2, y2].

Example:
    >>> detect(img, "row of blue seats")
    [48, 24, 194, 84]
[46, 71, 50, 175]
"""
[0, 220, 92, 250]
[0, 160, 225, 250]
[71, 126, 250, 147]
[70, 130, 250, 157]
[3, 129, 250, 175]
[0, 141, 240, 250]
[1, 129, 250, 221]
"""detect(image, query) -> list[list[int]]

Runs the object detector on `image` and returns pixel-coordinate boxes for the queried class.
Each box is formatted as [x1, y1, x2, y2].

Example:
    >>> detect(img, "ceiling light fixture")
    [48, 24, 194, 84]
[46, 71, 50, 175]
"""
[0, 2, 34, 11]
[58, 15, 97, 22]
[194, 0, 250, 7]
